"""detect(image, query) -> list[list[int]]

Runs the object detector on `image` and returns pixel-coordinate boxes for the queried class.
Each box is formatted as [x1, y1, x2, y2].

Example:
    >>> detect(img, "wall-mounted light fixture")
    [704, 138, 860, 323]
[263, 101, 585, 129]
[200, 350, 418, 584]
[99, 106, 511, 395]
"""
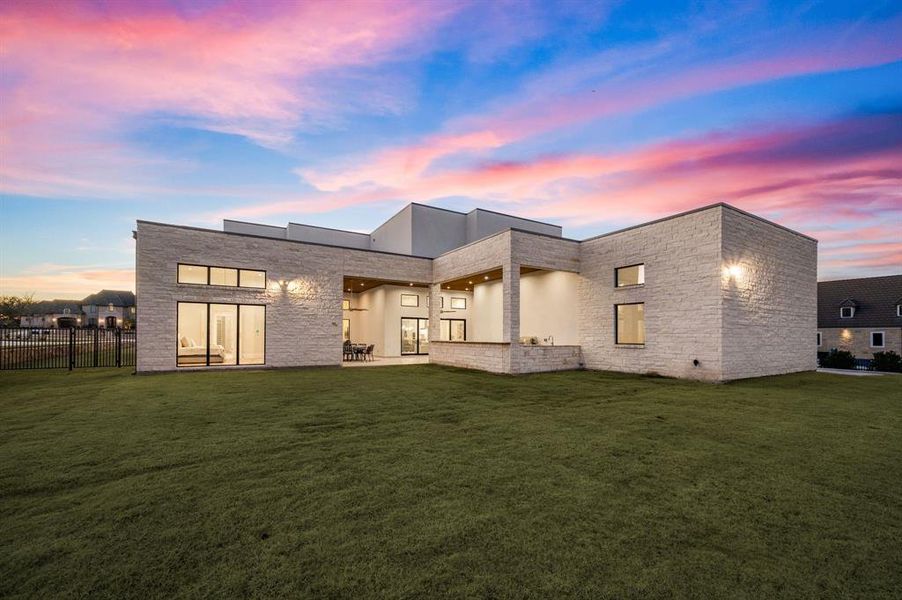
[723, 264, 744, 279]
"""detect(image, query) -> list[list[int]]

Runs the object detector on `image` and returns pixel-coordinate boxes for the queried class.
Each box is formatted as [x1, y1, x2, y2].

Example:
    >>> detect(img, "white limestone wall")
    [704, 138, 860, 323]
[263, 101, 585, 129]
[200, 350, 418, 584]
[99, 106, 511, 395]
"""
[136, 221, 431, 372]
[578, 207, 724, 381]
[429, 342, 509, 373]
[720, 208, 817, 379]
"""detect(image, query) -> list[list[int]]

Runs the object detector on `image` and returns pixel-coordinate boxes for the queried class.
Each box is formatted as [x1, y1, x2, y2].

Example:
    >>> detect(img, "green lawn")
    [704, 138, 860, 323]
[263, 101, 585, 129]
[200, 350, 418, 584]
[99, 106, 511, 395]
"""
[1, 366, 900, 599]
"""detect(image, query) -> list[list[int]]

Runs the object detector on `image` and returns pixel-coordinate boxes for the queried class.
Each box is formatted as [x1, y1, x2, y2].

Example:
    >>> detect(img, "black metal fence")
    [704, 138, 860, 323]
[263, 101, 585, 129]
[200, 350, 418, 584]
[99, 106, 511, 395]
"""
[0, 327, 135, 370]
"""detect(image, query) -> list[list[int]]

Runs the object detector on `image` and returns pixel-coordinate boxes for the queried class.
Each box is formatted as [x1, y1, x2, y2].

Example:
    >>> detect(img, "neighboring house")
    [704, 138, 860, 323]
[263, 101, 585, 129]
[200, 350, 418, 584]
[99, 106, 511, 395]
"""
[135, 202, 817, 381]
[81, 290, 137, 328]
[817, 275, 902, 358]
[18, 290, 136, 329]
[19, 300, 84, 328]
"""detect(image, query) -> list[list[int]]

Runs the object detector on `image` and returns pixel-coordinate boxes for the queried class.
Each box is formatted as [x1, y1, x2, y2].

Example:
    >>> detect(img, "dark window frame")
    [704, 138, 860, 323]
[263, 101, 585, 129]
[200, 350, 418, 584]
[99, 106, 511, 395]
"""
[615, 263, 645, 288]
[400, 317, 429, 355]
[870, 331, 885, 348]
[450, 297, 467, 309]
[614, 302, 645, 346]
[400, 293, 420, 307]
[816, 332, 822, 347]
[440, 318, 467, 341]
[176, 301, 266, 367]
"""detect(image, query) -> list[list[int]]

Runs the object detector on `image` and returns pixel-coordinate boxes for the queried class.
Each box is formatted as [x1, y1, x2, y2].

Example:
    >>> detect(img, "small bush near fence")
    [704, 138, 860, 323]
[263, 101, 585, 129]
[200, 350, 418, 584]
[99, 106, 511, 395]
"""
[819, 349, 856, 370]
[871, 351, 902, 373]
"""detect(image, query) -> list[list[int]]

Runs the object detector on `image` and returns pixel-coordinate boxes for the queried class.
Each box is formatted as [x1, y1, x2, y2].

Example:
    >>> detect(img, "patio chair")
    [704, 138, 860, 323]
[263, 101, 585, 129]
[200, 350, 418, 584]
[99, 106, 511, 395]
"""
[343, 340, 353, 361]
[364, 344, 374, 361]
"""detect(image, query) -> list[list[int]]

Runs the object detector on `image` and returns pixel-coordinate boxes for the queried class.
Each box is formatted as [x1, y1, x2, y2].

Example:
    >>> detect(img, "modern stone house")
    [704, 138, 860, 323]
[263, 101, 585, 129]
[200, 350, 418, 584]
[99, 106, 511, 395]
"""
[135, 202, 817, 380]
[817, 275, 902, 358]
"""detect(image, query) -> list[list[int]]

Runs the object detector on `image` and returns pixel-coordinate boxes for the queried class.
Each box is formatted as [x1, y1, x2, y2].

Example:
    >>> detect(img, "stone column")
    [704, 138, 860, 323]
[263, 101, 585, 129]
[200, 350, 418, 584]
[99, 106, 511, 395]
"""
[428, 283, 442, 341]
[502, 260, 520, 343]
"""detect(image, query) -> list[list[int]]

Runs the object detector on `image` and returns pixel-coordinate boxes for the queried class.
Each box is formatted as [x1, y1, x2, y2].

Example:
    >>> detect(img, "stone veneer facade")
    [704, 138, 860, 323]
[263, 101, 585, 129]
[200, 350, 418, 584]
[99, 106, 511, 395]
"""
[818, 327, 902, 358]
[136, 203, 817, 381]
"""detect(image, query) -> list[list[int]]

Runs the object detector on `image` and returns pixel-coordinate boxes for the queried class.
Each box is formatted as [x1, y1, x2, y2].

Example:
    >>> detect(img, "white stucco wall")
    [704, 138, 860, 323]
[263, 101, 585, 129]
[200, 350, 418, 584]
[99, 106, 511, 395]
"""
[472, 280, 503, 342]
[519, 270, 580, 345]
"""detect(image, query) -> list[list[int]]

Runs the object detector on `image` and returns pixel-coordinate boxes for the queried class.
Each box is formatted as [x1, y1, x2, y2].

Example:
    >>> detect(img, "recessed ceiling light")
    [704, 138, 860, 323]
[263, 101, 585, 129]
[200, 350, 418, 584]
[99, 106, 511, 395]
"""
[484, 275, 489, 280]
[409, 282, 413, 286]
[360, 282, 365, 286]
[468, 281, 473, 284]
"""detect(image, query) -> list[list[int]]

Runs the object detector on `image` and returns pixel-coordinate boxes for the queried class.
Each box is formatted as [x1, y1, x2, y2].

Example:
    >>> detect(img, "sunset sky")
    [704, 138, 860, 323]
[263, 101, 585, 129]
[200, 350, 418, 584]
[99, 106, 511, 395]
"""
[1, 0, 900, 299]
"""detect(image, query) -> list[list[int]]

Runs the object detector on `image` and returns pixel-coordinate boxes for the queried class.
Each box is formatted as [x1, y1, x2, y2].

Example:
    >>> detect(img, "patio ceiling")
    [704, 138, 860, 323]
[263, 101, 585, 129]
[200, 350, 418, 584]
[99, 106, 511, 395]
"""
[343, 276, 429, 293]
[440, 266, 542, 291]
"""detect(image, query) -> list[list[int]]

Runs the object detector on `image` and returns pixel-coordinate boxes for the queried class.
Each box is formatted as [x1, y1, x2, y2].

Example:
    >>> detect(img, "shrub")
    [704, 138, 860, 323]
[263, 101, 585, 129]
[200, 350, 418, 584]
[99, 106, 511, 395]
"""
[871, 351, 902, 373]
[820, 349, 856, 370]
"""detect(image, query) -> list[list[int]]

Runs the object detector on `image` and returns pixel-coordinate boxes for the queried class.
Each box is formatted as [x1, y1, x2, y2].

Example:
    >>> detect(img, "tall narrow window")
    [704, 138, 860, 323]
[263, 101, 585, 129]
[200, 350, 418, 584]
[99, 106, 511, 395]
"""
[210, 304, 238, 364]
[816, 332, 822, 347]
[870, 331, 885, 348]
[179, 264, 208, 284]
[239, 305, 265, 364]
[177, 303, 208, 366]
[615, 264, 645, 287]
[342, 299, 351, 310]
[616, 303, 645, 345]
[342, 319, 351, 343]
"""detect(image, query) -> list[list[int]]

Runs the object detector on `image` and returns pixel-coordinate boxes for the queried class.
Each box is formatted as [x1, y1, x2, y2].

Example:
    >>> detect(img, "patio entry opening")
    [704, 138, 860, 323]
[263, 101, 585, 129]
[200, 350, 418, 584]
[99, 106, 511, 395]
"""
[342, 276, 430, 364]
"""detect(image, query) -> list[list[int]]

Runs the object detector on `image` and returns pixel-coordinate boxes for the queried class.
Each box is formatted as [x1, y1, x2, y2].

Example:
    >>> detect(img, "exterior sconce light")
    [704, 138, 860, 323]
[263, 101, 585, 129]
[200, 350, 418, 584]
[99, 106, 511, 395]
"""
[723, 264, 743, 279]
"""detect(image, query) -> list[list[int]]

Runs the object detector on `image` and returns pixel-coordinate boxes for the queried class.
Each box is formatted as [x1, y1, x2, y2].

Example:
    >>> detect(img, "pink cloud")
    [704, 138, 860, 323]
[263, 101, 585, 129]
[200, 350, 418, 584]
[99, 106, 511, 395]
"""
[223, 111, 902, 277]
[0, 0, 462, 198]
[300, 18, 902, 193]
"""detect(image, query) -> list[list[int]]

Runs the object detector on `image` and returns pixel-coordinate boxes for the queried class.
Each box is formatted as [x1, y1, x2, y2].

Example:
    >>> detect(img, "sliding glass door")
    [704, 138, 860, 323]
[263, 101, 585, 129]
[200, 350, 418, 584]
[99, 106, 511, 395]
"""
[401, 318, 429, 355]
[177, 302, 265, 366]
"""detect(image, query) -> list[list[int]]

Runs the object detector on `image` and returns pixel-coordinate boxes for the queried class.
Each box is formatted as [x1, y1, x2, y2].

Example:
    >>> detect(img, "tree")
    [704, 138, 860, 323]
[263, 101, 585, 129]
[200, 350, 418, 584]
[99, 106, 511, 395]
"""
[0, 294, 35, 327]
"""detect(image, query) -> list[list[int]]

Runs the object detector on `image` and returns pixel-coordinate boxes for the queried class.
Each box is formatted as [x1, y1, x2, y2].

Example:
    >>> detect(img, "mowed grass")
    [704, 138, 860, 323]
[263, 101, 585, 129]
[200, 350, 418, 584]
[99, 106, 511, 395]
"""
[1, 366, 900, 599]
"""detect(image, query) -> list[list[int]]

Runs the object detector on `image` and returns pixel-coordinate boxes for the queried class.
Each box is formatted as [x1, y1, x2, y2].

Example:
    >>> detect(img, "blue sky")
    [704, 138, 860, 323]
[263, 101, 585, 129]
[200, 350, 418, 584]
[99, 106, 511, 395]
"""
[1, 0, 900, 298]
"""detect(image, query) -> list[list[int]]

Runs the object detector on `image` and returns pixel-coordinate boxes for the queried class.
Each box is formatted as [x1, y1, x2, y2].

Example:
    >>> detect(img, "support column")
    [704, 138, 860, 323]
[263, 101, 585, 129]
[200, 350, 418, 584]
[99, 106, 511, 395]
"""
[428, 283, 442, 342]
[502, 261, 520, 344]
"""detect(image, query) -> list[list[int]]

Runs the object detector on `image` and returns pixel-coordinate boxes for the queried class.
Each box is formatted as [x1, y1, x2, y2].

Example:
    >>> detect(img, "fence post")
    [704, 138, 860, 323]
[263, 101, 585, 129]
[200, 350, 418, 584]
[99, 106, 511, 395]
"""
[69, 328, 75, 371]
[116, 328, 122, 368]
[94, 327, 99, 367]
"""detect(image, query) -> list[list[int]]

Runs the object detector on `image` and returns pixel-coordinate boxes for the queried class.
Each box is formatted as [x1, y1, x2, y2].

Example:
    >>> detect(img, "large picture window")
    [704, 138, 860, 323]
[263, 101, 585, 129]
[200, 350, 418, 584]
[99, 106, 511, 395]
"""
[615, 264, 645, 287]
[450, 297, 467, 309]
[177, 302, 265, 366]
[178, 263, 266, 289]
[616, 303, 645, 345]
